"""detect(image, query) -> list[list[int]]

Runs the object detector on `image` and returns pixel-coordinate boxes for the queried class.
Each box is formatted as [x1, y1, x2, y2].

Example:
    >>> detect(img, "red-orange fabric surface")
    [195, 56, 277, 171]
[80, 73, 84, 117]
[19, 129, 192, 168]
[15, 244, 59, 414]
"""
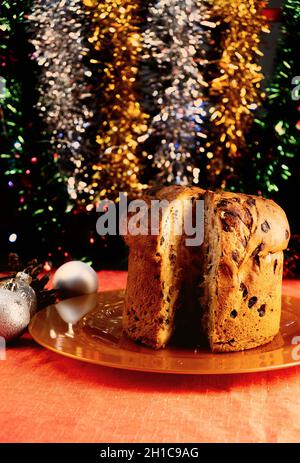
[0, 272, 300, 443]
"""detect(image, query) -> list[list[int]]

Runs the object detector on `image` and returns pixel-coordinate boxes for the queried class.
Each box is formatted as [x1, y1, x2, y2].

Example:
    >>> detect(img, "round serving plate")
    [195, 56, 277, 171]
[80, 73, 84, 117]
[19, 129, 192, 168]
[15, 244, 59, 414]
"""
[29, 290, 300, 374]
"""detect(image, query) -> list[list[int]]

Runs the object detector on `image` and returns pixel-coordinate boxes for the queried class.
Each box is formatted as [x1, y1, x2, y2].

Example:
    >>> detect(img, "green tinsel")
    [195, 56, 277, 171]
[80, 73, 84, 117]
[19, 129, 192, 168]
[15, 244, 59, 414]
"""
[243, 0, 300, 196]
[0, 1, 71, 263]
[0, 1, 26, 171]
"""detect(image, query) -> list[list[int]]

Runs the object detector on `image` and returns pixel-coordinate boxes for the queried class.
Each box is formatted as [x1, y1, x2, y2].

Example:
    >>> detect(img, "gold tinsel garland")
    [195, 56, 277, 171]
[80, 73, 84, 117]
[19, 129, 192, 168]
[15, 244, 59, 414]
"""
[207, 0, 269, 185]
[83, 0, 148, 201]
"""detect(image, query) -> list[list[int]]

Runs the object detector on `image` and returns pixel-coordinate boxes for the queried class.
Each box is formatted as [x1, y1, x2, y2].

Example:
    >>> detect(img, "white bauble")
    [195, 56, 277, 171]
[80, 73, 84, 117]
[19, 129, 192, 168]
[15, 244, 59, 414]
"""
[53, 261, 99, 295]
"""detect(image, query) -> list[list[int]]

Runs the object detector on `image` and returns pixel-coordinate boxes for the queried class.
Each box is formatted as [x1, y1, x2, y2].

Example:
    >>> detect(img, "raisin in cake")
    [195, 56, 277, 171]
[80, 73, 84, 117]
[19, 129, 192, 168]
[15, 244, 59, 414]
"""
[200, 191, 290, 352]
[123, 185, 205, 348]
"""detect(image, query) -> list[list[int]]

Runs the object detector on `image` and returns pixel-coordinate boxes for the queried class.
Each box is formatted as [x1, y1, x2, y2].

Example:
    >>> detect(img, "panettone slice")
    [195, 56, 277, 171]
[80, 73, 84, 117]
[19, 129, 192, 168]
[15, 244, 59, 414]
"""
[123, 185, 205, 349]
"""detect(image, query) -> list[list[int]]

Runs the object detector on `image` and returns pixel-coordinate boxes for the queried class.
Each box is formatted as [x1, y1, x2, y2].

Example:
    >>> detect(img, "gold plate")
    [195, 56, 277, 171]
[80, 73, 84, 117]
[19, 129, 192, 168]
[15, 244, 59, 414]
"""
[29, 290, 300, 374]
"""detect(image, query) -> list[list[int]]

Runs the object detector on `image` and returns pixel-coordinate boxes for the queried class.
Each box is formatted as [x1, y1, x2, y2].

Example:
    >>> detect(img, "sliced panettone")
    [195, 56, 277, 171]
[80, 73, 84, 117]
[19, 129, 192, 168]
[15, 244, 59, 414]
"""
[123, 185, 205, 349]
[200, 191, 290, 352]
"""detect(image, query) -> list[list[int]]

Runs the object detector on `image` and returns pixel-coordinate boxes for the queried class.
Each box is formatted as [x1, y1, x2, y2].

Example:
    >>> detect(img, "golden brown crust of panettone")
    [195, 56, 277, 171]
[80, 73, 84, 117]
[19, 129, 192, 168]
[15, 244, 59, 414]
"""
[123, 185, 205, 348]
[201, 191, 290, 352]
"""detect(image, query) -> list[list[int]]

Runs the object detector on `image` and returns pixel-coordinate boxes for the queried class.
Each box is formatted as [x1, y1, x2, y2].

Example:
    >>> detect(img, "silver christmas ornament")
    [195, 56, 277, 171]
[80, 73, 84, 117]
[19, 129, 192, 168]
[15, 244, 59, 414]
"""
[0, 272, 37, 342]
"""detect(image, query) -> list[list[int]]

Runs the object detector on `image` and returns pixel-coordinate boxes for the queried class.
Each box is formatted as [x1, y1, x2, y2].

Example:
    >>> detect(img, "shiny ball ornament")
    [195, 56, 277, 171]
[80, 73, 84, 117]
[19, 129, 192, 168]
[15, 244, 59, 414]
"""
[12, 272, 37, 317]
[0, 272, 37, 342]
[0, 290, 30, 342]
[53, 261, 99, 296]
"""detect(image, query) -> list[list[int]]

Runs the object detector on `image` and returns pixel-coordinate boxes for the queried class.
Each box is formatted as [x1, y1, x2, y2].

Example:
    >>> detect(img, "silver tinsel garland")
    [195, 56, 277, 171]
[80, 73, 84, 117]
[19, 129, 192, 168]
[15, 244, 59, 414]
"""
[29, 0, 94, 201]
[141, 0, 215, 185]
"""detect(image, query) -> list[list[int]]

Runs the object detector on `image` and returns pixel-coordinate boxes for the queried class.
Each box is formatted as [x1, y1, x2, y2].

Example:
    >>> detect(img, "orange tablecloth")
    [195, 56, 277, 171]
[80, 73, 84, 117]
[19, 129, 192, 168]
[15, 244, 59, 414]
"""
[1, 272, 300, 443]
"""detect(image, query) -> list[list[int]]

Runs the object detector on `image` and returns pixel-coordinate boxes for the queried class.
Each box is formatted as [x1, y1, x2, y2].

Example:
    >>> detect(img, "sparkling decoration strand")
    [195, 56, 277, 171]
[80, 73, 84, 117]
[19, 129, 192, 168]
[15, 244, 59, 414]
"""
[140, 0, 215, 186]
[207, 0, 269, 186]
[84, 0, 149, 201]
[29, 0, 95, 202]
[0, 1, 27, 173]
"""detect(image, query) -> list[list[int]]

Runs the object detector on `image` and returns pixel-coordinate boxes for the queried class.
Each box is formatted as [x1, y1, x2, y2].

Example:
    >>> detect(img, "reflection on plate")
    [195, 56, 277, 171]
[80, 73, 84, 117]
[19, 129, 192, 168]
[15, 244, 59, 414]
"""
[29, 290, 300, 374]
